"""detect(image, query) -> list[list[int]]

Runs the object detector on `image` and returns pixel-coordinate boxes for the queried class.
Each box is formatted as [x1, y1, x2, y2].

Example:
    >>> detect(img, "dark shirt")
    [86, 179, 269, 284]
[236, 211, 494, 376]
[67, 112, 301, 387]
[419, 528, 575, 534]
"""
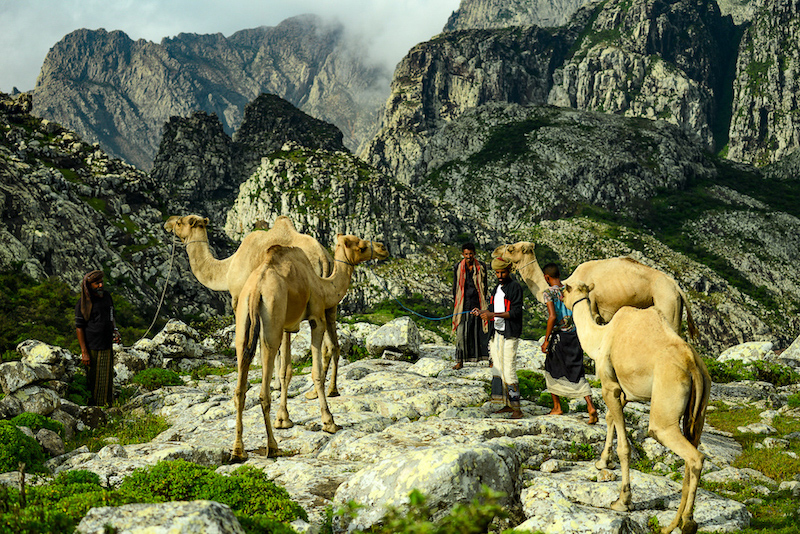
[75, 292, 116, 350]
[452, 260, 488, 310]
[488, 278, 524, 339]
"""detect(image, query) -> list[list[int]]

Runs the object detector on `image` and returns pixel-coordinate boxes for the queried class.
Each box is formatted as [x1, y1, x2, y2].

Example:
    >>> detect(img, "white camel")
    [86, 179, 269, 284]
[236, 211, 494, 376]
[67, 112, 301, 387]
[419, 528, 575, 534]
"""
[563, 281, 711, 534]
[231, 234, 389, 461]
[492, 242, 698, 339]
[164, 214, 344, 398]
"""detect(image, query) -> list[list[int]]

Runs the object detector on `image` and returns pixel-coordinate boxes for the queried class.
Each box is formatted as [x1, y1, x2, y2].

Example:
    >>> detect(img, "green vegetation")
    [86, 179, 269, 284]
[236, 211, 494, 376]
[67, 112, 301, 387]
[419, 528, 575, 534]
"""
[0, 420, 48, 473]
[0, 268, 151, 358]
[10, 413, 64, 439]
[0, 460, 305, 534]
[468, 117, 551, 166]
[130, 368, 184, 391]
[67, 411, 170, 453]
[702, 357, 800, 386]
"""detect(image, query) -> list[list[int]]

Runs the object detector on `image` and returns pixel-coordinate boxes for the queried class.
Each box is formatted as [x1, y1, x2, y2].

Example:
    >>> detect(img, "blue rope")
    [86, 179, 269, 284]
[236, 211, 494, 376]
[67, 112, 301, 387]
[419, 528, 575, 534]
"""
[337, 259, 469, 322]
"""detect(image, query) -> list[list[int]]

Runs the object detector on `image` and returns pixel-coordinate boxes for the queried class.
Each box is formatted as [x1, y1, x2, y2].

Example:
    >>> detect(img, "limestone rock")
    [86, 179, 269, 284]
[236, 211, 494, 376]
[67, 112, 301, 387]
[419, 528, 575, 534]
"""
[0, 361, 56, 395]
[719, 341, 775, 363]
[76, 500, 245, 534]
[728, 0, 800, 165]
[443, 0, 595, 30]
[9, 385, 60, 416]
[366, 316, 422, 360]
[334, 444, 520, 531]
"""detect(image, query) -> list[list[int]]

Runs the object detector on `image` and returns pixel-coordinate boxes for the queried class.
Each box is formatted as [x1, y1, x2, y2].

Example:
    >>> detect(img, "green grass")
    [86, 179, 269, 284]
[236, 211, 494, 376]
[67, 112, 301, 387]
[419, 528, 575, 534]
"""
[66, 411, 170, 453]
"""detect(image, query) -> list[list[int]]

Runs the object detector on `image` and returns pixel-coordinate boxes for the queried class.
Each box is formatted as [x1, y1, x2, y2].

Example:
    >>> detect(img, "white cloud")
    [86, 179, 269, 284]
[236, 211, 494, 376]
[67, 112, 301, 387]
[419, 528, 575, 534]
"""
[0, 0, 459, 92]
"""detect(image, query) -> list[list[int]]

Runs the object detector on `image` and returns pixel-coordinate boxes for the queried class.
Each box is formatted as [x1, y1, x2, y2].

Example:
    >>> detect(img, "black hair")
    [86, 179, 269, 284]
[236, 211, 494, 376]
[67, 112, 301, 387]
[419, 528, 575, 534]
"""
[542, 262, 561, 278]
[461, 242, 476, 252]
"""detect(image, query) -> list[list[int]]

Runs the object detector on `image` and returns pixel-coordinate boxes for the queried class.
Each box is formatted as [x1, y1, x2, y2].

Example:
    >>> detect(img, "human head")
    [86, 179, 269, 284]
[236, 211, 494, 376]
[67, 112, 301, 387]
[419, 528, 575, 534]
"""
[491, 257, 512, 284]
[542, 263, 561, 285]
[461, 242, 476, 264]
[80, 270, 105, 320]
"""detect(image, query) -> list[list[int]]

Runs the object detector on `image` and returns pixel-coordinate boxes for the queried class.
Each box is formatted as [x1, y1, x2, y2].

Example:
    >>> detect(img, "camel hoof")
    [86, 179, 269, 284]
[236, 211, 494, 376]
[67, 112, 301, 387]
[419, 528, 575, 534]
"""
[595, 459, 613, 470]
[676, 520, 697, 534]
[610, 499, 629, 512]
[274, 419, 294, 429]
[305, 390, 319, 400]
[322, 422, 340, 434]
[229, 451, 248, 464]
[327, 389, 340, 397]
[267, 447, 281, 458]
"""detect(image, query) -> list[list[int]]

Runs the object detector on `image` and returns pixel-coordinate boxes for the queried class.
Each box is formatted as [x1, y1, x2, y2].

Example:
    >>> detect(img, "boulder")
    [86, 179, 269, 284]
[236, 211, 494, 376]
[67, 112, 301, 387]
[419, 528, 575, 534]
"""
[334, 444, 520, 531]
[76, 500, 245, 534]
[718, 342, 774, 364]
[0, 361, 56, 395]
[36, 428, 65, 456]
[9, 385, 60, 416]
[366, 316, 422, 361]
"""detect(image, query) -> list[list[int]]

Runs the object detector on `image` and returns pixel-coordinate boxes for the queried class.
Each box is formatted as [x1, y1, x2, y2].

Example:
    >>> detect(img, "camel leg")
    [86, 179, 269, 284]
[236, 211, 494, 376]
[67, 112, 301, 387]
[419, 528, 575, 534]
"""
[324, 307, 341, 397]
[649, 388, 704, 534]
[274, 333, 294, 429]
[231, 322, 253, 463]
[310, 318, 339, 433]
[602, 382, 631, 511]
[259, 334, 280, 456]
[596, 409, 617, 469]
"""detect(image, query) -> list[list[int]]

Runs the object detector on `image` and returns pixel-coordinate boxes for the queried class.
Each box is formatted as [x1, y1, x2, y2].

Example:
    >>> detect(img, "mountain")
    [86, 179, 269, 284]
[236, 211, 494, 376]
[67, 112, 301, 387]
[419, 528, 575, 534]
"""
[32, 15, 388, 170]
[443, 0, 594, 29]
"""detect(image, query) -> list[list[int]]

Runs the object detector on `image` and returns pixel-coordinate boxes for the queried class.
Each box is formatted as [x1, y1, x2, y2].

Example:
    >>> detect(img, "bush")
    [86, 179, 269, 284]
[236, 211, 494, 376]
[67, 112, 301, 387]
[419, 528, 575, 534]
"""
[517, 369, 545, 402]
[11, 412, 65, 439]
[118, 460, 307, 524]
[788, 393, 800, 409]
[703, 357, 800, 386]
[131, 368, 183, 390]
[0, 420, 47, 473]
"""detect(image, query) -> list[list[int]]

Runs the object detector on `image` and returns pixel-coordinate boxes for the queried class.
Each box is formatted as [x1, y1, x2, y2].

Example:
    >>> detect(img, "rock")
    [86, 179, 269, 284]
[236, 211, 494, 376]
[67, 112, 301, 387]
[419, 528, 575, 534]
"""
[366, 316, 422, 360]
[0, 361, 56, 395]
[443, 0, 591, 30]
[719, 341, 775, 364]
[334, 444, 520, 531]
[35, 428, 65, 456]
[76, 500, 245, 534]
[9, 385, 60, 416]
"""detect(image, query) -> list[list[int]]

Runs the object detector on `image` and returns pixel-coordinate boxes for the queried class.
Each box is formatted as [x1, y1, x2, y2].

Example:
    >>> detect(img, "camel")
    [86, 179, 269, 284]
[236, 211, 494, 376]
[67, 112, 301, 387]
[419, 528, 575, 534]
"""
[562, 281, 711, 534]
[492, 242, 698, 339]
[231, 234, 389, 461]
[164, 214, 344, 398]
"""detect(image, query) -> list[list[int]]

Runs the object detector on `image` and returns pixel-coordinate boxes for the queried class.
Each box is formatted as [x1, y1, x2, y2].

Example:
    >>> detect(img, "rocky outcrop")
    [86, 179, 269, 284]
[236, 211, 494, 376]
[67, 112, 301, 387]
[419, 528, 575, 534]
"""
[443, 0, 594, 30]
[547, 0, 739, 152]
[362, 23, 581, 185]
[727, 0, 800, 165]
[7, 325, 797, 533]
[32, 16, 388, 170]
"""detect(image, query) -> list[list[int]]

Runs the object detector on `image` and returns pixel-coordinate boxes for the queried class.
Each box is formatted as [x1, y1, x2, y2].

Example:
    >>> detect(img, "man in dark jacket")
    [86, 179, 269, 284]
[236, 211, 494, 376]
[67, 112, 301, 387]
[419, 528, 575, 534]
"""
[75, 270, 121, 406]
[451, 242, 490, 369]
[473, 257, 524, 419]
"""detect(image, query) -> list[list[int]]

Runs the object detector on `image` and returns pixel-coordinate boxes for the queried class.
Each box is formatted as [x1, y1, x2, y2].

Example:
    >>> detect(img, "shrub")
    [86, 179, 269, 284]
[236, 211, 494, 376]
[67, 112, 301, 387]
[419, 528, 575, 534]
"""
[788, 393, 800, 408]
[518, 369, 546, 401]
[0, 420, 47, 473]
[131, 368, 183, 390]
[118, 460, 307, 524]
[67, 412, 170, 453]
[11, 412, 65, 439]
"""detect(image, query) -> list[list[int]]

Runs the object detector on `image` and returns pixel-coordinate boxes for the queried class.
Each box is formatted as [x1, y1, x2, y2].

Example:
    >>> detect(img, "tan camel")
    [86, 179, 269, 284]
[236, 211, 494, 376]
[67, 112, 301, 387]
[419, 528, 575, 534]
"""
[231, 235, 389, 461]
[492, 242, 698, 339]
[563, 281, 711, 534]
[164, 214, 344, 398]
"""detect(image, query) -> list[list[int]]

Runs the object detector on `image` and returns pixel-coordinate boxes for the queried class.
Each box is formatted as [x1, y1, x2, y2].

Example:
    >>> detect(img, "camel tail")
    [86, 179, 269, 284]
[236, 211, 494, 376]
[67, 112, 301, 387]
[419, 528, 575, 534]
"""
[242, 286, 262, 363]
[683, 346, 711, 448]
[680, 287, 699, 341]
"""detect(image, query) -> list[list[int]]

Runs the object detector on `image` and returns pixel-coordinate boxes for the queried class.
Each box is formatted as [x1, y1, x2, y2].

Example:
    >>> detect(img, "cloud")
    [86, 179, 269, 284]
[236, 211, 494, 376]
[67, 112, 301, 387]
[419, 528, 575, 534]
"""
[0, 0, 459, 92]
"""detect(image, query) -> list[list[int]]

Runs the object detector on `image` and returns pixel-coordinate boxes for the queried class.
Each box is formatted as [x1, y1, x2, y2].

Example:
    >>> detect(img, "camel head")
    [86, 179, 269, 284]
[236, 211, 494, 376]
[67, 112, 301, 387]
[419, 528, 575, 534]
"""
[491, 241, 535, 265]
[335, 234, 389, 265]
[563, 281, 595, 310]
[164, 215, 209, 243]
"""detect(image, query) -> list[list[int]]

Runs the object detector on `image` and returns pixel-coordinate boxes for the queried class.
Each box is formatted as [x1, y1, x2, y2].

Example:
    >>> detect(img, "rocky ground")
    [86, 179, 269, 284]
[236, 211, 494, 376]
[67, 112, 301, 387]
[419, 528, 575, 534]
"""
[3, 318, 800, 533]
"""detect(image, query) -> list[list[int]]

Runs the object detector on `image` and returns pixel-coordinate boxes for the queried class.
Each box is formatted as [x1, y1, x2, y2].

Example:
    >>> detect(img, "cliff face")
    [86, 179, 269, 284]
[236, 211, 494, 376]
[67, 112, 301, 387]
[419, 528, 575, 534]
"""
[443, 0, 594, 30]
[727, 0, 800, 165]
[32, 16, 387, 170]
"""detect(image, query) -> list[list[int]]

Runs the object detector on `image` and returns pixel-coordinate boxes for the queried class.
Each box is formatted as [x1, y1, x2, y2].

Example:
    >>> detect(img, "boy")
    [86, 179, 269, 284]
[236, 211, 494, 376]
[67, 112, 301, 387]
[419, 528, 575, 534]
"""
[540, 263, 598, 424]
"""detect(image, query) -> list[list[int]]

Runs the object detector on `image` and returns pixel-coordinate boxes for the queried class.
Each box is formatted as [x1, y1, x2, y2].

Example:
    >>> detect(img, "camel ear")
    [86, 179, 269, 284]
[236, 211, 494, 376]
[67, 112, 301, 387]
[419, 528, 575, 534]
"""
[164, 216, 178, 231]
[521, 243, 535, 254]
[588, 283, 595, 292]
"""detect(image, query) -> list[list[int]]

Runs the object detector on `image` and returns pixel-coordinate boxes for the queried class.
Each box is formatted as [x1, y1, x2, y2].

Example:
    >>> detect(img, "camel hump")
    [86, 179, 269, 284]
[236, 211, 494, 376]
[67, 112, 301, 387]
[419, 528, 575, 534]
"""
[272, 216, 298, 232]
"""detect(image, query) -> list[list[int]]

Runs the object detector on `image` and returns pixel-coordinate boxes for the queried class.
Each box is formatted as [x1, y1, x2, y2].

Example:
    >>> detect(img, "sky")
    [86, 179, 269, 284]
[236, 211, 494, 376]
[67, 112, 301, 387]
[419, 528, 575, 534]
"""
[0, 0, 461, 93]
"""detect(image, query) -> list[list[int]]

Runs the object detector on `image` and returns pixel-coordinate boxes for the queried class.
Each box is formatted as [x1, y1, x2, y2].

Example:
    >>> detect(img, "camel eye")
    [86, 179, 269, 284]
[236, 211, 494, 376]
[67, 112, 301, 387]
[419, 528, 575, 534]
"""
[360, 246, 367, 253]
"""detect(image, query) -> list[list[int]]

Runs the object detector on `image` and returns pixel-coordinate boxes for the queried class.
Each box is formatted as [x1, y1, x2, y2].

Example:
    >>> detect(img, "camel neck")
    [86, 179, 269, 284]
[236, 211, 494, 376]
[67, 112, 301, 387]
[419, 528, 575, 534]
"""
[184, 235, 232, 291]
[571, 298, 602, 357]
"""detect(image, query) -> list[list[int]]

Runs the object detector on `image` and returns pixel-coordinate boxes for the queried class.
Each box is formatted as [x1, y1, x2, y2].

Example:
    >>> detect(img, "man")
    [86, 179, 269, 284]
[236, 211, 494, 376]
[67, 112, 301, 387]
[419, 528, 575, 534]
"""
[452, 242, 490, 370]
[473, 257, 524, 419]
[75, 270, 121, 407]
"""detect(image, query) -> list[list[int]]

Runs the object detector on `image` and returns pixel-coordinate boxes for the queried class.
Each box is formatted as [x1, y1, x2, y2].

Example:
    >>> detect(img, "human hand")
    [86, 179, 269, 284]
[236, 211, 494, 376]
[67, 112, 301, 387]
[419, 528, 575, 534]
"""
[113, 330, 122, 344]
[81, 351, 90, 366]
